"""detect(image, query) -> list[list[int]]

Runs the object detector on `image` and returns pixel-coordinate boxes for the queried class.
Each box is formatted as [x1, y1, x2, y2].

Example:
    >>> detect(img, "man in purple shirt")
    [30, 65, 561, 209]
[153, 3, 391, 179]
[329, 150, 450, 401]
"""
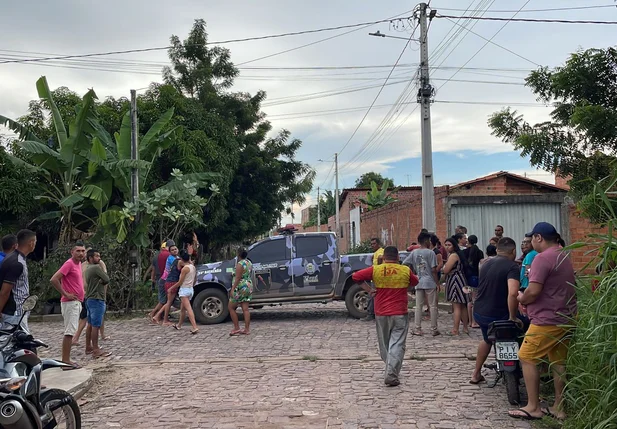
[508, 222, 576, 421]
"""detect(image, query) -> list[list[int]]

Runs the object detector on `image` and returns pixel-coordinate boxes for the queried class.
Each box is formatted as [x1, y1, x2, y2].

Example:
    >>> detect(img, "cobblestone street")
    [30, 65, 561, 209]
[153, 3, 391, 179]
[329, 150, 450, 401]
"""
[32, 303, 532, 429]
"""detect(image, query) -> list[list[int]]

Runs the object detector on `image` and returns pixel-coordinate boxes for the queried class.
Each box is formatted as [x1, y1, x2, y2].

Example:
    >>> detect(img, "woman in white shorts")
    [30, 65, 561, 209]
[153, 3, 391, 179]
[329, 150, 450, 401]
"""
[172, 250, 199, 334]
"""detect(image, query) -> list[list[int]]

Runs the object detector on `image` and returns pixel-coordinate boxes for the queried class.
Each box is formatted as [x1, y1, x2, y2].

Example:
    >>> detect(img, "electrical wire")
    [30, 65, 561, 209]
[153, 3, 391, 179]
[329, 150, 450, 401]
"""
[435, 1, 532, 93]
[335, 18, 420, 157]
[435, 15, 617, 25]
[0, 16, 415, 65]
[435, 4, 616, 13]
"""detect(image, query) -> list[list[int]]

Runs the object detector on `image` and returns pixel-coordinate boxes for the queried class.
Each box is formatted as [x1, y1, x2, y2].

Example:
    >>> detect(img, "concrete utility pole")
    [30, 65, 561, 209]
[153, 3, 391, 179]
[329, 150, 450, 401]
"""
[130, 89, 140, 284]
[335, 153, 340, 239]
[317, 186, 321, 232]
[418, 3, 436, 233]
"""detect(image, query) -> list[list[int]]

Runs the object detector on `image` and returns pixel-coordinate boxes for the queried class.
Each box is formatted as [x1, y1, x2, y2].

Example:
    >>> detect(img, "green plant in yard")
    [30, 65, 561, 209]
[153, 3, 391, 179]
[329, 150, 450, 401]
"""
[561, 169, 617, 429]
[358, 180, 399, 211]
[346, 239, 374, 255]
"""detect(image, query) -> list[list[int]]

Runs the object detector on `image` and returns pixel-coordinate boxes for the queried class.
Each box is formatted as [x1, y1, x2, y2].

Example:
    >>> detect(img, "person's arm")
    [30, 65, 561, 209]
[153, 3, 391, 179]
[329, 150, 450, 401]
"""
[352, 267, 375, 293]
[0, 262, 22, 313]
[230, 263, 245, 295]
[50, 268, 78, 301]
[442, 253, 458, 275]
[99, 260, 107, 274]
[507, 278, 521, 320]
[173, 265, 189, 292]
[435, 253, 444, 273]
[402, 253, 413, 269]
[520, 282, 543, 305]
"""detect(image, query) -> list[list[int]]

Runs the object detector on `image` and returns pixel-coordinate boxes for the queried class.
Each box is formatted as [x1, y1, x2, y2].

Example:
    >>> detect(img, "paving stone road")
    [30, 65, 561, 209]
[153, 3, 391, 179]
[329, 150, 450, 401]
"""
[32, 303, 533, 429]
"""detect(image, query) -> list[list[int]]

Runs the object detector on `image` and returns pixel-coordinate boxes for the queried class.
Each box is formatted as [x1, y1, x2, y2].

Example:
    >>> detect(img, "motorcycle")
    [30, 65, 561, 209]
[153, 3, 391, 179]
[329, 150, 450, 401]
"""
[483, 319, 526, 405]
[0, 296, 82, 428]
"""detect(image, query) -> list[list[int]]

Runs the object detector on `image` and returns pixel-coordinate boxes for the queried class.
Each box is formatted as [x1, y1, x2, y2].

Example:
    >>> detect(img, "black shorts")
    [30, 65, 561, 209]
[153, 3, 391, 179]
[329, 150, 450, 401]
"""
[79, 301, 88, 320]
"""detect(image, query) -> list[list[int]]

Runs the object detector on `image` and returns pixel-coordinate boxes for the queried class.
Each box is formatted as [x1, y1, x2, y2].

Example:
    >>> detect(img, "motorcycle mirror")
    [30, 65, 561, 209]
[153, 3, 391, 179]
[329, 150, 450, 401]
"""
[22, 296, 38, 313]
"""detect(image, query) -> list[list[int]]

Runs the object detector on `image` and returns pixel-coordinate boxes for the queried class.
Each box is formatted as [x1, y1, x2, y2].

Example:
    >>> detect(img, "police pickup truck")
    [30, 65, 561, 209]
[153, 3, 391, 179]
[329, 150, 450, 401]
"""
[191, 227, 394, 324]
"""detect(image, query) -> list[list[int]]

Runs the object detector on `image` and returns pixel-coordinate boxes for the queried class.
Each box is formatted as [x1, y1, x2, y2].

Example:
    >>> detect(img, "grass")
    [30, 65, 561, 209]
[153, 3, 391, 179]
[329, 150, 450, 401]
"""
[409, 354, 427, 361]
[302, 355, 319, 362]
[561, 273, 617, 429]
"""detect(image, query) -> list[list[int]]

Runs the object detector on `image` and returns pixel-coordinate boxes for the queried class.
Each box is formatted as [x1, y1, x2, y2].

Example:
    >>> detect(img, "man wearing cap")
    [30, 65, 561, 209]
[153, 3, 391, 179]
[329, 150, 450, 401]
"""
[148, 240, 173, 323]
[508, 222, 576, 421]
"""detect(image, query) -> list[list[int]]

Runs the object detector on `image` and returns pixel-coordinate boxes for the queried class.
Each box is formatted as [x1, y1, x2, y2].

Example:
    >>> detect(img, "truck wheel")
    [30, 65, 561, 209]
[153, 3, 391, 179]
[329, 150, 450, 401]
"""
[345, 283, 369, 319]
[193, 288, 229, 325]
[504, 371, 521, 405]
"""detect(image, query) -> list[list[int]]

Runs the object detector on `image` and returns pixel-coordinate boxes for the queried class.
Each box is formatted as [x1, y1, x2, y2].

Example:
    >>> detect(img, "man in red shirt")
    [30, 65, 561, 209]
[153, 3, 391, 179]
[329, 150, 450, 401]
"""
[148, 240, 173, 322]
[353, 246, 419, 386]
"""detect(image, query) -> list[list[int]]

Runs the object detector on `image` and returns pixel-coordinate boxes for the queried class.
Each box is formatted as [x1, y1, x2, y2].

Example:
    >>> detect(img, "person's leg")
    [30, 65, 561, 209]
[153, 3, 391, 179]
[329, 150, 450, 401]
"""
[414, 290, 424, 333]
[241, 302, 250, 333]
[61, 301, 80, 364]
[452, 303, 461, 335]
[384, 315, 409, 385]
[184, 296, 199, 332]
[374, 315, 391, 364]
[461, 303, 470, 334]
[545, 328, 570, 419]
[85, 324, 93, 354]
[509, 324, 544, 418]
[162, 290, 176, 325]
[471, 341, 491, 383]
[427, 288, 438, 333]
[72, 318, 87, 345]
[176, 305, 186, 328]
[62, 335, 73, 364]
[228, 301, 241, 333]
[365, 294, 375, 320]
[149, 303, 162, 320]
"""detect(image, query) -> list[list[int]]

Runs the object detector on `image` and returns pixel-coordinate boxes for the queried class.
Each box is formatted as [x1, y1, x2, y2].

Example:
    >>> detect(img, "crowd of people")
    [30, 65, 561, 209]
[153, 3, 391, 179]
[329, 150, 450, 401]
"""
[353, 221, 577, 421]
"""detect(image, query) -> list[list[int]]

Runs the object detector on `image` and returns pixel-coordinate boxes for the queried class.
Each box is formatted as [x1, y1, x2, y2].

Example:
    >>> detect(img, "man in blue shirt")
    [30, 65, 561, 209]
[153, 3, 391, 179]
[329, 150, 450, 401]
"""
[520, 234, 538, 289]
[0, 235, 18, 267]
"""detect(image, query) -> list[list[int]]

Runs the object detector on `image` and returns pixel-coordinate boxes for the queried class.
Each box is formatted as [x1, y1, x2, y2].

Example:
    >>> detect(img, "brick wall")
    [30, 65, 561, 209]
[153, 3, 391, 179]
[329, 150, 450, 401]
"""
[568, 205, 607, 273]
[450, 176, 507, 196]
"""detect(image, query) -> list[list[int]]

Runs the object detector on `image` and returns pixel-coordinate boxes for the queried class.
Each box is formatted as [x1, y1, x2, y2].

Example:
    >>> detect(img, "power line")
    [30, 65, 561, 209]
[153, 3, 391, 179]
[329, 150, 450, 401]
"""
[336, 20, 420, 156]
[435, 15, 617, 25]
[0, 16, 414, 65]
[237, 8, 416, 66]
[435, 1, 532, 93]
[434, 4, 617, 13]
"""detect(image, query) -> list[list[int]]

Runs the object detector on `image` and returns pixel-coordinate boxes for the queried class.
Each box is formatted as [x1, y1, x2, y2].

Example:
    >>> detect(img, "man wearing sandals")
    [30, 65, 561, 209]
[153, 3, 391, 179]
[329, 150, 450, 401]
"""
[51, 241, 87, 369]
[83, 249, 112, 358]
[508, 222, 576, 421]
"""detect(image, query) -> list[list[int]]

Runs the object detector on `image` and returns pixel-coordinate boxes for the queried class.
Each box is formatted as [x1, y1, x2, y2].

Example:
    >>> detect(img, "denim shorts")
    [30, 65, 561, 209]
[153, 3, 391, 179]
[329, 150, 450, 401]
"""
[474, 312, 509, 345]
[178, 287, 194, 299]
[86, 299, 106, 328]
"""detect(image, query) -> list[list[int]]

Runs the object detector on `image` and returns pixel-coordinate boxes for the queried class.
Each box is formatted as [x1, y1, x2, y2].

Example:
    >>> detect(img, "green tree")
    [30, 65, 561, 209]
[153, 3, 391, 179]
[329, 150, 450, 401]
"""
[354, 172, 394, 188]
[358, 180, 399, 211]
[137, 19, 314, 250]
[488, 47, 617, 201]
[303, 190, 337, 227]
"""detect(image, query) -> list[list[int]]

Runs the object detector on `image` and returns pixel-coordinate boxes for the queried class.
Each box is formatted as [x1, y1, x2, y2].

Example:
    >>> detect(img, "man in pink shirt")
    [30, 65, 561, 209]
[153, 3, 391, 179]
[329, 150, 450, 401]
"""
[51, 241, 86, 369]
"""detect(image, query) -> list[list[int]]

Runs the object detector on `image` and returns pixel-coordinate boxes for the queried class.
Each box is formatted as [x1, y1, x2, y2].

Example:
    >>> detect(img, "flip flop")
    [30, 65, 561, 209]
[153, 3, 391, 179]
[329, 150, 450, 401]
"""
[508, 409, 542, 420]
[469, 375, 485, 385]
[85, 349, 93, 355]
[229, 330, 242, 336]
[541, 408, 564, 420]
[191, 329, 199, 335]
[240, 330, 250, 335]
[61, 362, 82, 371]
[172, 324, 180, 330]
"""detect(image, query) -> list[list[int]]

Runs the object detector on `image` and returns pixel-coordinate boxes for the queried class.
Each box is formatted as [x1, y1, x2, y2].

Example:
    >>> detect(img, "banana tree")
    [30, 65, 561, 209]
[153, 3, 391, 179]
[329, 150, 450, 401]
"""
[358, 180, 399, 211]
[0, 77, 107, 243]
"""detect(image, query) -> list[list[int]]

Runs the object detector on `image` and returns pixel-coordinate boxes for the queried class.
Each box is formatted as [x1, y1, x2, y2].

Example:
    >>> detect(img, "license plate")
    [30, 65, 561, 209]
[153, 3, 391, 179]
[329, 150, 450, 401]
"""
[496, 341, 519, 361]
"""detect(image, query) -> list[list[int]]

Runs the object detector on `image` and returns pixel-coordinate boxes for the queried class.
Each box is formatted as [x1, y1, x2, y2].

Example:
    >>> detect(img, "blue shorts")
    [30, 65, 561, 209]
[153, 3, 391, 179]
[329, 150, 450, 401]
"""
[86, 299, 106, 328]
[157, 278, 167, 305]
[474, 312, 508, 345]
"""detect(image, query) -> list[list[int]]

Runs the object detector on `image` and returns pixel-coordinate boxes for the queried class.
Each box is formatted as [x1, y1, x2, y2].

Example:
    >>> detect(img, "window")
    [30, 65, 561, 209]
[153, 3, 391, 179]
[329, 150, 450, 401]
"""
[295, 236, 328, 258]
[248, 239, 289, 263]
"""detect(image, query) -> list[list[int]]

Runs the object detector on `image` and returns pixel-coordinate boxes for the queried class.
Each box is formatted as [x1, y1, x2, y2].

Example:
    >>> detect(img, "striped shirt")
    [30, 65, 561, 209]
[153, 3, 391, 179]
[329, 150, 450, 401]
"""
[0, 251, 29, 316]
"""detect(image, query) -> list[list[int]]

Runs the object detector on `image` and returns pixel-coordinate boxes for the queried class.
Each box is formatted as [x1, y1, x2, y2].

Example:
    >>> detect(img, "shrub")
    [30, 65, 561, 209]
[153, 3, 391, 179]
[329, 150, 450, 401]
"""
[346, 239, 373, 255]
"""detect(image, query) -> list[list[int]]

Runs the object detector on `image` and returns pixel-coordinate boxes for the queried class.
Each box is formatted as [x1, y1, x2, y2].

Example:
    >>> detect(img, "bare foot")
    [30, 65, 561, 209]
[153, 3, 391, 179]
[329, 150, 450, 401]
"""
[542, 407, 566, 420]
[102, 336, 111, 341]
[241, 329, 250, 335]
[162, 322, 173, 327]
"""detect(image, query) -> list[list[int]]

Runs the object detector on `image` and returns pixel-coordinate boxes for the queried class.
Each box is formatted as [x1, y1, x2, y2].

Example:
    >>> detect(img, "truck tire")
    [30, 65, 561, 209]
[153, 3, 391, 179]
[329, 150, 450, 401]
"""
[345, 283, 369, 319]
[504, 371, 521, 406]
[193, 288, 229, 325]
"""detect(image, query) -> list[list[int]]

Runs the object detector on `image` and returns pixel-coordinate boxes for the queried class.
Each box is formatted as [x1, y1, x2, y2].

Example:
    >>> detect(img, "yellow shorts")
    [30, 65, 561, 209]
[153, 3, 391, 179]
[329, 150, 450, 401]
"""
[518, 324, 572, 365]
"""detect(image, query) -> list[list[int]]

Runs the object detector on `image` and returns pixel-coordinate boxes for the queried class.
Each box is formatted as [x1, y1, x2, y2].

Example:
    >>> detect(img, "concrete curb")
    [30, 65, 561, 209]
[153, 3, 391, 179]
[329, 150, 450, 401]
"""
[43, 368, 94, 400]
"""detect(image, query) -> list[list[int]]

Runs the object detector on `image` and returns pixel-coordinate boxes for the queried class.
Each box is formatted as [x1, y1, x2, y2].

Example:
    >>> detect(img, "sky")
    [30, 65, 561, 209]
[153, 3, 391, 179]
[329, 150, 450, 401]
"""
[1, 0, 615, 224]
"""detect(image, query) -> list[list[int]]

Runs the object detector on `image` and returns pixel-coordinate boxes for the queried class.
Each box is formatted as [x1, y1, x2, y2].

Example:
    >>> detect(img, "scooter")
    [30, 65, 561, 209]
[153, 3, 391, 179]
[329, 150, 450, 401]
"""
[0, 296, 82, 428]
[483, 319, 526, 405]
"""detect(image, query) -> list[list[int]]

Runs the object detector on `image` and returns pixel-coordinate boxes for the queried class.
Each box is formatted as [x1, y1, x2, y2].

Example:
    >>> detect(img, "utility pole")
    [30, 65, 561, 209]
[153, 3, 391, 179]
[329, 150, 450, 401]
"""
[405, 174, 411, 186]
[335, 153, 340, 239]
[317, 186, 321, 232]
[418, 3, 436, 233]
[129, 90, 140, 286]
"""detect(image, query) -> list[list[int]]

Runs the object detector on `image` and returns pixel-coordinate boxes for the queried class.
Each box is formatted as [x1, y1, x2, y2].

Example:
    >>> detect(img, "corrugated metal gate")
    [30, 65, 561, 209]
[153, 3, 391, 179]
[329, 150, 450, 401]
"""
[451, 203, 562, 257]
